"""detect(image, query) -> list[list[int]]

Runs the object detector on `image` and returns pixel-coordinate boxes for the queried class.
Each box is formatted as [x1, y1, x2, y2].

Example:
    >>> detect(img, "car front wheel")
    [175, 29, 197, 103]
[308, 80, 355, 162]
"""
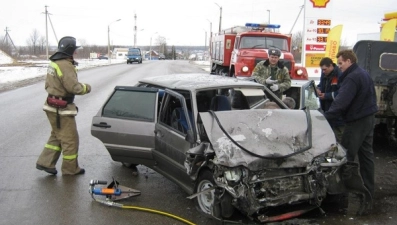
[196, 170, 217, 215]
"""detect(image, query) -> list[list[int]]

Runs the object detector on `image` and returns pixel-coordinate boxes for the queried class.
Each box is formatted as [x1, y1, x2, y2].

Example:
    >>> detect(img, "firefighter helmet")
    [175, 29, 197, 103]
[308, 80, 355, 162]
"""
[268, 48, 281, 57]
[56, 36, 80, 56]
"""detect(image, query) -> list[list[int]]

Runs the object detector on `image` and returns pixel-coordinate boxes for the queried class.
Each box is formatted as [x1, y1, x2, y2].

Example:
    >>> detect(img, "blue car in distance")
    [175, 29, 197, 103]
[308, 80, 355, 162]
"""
[126, 48, 142, 64]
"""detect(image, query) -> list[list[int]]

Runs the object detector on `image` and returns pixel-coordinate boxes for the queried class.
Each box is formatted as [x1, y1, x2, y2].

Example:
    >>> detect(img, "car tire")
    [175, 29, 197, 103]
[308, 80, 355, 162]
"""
[196, 170, 219, 216]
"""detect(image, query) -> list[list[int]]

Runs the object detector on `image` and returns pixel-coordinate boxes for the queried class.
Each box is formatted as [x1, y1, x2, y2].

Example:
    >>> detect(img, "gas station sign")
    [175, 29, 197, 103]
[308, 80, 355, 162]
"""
[302, 0, 334, 68]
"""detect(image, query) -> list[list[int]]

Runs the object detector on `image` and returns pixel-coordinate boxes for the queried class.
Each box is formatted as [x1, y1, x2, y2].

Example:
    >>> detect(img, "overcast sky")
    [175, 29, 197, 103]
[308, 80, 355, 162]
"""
[0, 0, 395, 47]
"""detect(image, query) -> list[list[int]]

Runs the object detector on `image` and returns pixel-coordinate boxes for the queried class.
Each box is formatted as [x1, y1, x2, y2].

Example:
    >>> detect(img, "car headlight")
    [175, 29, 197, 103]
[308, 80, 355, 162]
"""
[224, 168, 243, 183]
[241, 66, 249, 73]
[296, 69, 303, 75]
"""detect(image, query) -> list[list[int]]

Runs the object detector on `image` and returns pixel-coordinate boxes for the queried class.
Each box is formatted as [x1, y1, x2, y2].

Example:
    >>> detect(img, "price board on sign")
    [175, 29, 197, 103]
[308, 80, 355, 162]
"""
[305, 53, 325, 67]
[317, 28, 330, 34]
[317, 19, 331, 26]
[316, 36, 328, 43]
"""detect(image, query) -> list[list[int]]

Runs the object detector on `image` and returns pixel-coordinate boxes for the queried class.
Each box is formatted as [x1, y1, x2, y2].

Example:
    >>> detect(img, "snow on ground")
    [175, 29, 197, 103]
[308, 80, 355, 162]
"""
[0, 53, 211, 85]
[0, 50, 14, 64]
[0, 56, 125, 84]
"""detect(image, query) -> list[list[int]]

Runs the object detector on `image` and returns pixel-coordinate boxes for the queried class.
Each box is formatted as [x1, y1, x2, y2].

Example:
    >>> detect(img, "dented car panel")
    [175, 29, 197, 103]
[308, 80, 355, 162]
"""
[185, 109, 352, 219]
[199, 109, 337, 169]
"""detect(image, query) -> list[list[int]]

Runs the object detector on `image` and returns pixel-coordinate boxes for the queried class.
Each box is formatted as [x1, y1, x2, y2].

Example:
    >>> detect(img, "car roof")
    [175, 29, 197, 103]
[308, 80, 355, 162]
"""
[139, 74, 264, 91]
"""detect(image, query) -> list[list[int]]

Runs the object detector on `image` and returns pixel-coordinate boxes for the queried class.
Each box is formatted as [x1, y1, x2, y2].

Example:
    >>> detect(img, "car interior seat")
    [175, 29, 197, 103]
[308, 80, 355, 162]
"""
[210, 95, 231, 111]
[171, 107, 193, 134]
[231, 91, 249, 110]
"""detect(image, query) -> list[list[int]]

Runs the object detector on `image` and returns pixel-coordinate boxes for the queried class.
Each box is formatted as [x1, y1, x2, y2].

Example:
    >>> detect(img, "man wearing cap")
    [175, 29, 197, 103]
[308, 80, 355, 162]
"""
[252, 48, 291, 99]
[36, 36, 91, 176]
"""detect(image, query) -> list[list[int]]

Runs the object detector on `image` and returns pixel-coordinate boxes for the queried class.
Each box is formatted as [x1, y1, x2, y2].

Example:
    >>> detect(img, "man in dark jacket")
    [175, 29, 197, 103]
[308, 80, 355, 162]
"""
[325, 50, 378, 201]
[317, 57, 345, 142]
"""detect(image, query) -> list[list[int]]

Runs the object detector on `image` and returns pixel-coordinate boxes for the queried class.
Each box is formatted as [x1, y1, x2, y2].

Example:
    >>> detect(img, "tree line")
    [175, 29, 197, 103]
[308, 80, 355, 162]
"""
[1, 29, 350, 61]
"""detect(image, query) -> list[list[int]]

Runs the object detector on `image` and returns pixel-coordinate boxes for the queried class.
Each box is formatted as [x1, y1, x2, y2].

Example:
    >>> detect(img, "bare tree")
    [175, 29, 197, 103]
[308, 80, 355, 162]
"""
[339, 38, 351, 50]
[155, 36, 168, 55]
[291, 31, 303, 63]
[39, 36, 46, 55]
[26, 29, 40, 55]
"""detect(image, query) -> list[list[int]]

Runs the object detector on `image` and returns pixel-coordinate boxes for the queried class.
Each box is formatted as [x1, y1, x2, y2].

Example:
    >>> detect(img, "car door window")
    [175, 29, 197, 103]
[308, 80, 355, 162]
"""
[159, 90, 193, 135]
[102, 88, 157, 122]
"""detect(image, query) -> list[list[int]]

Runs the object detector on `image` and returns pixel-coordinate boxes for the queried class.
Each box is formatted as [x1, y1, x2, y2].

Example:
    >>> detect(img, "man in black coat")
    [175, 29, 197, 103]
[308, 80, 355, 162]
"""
[325, 50, 378, 201]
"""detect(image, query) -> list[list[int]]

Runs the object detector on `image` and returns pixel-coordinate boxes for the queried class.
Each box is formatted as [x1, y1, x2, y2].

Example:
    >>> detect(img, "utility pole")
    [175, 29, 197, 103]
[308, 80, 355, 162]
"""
[215, 3, 222, 33]
[207, 19, 212, 56]
[204, 30, 207, 50]
[289, 5, 304, 34]
[134, 13, 137, 47]
[42, 5, 58, 59]
[3, 27, 17, 55]
[267, 10, 271, 24]
[45, 5, 49, 59]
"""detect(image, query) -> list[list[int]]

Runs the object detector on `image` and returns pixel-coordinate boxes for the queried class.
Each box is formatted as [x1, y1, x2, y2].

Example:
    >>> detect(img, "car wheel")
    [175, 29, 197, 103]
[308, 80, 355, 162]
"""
[196, 170, 217, 215]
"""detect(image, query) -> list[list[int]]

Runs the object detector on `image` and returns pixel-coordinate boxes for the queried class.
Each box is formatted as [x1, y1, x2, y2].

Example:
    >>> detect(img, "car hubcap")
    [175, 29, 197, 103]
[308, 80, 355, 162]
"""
[197, 180, 214, 214]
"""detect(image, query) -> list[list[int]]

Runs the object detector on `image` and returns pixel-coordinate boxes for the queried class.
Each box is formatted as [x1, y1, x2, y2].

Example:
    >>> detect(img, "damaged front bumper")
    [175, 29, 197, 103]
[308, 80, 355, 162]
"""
[186, 144, 371, 222]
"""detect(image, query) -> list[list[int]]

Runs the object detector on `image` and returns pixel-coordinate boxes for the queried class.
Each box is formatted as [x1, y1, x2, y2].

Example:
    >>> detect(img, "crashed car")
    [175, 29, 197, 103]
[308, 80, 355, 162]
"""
[91, 74, 371, 223]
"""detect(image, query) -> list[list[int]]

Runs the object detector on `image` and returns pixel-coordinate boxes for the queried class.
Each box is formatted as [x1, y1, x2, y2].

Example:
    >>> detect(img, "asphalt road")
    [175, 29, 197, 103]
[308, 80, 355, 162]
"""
[0, 60, 396, 225]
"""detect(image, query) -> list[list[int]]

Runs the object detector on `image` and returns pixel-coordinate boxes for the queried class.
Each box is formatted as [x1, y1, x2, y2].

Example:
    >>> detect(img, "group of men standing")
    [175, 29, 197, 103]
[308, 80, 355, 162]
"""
[252, 48, 378, 209]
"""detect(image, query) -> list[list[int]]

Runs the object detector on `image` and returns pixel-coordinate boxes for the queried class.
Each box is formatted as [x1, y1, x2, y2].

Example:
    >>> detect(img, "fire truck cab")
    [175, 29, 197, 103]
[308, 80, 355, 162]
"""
[210, 23, 308, 80]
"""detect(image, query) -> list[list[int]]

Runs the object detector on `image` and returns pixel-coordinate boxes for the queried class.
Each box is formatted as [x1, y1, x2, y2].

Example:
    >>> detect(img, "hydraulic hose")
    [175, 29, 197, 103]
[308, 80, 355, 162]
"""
[92, 196, 196, 225]
[89, 180, 196, 224]
[121, 205, 196, 225]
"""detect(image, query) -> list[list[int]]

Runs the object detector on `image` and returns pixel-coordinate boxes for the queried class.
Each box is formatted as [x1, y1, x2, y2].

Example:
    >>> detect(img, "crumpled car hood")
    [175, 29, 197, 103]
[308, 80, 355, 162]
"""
[199, 109, 336, 170]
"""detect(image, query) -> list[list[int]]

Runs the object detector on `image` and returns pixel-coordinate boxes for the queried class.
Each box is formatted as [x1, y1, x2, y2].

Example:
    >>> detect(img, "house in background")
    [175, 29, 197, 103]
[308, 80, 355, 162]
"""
[144, 50, 159, 60]
[112, 48, 128, 59]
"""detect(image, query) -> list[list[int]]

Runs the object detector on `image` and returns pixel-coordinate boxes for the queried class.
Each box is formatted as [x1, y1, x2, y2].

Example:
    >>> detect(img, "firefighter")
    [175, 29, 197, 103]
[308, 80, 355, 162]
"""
[36, 36, 91, 175]
[252, 48, 291, 99]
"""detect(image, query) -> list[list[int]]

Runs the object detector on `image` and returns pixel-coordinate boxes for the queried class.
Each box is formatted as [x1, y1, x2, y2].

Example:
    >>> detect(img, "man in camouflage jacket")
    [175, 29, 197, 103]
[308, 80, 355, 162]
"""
[252, 48, 291, 99]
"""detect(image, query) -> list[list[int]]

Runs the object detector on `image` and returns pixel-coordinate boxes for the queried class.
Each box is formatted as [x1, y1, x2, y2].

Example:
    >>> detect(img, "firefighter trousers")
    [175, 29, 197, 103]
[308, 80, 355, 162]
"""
[36, 111, 82, 175]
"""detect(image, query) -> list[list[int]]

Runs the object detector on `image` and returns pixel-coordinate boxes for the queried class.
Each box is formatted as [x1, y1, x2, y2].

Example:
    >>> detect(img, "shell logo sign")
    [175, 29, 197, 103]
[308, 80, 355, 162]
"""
[310, 0, 330, 8]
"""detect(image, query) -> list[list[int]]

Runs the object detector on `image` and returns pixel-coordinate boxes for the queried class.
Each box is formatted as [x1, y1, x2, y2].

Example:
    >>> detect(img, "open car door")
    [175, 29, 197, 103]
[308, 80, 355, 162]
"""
[91, 86, 161, 166]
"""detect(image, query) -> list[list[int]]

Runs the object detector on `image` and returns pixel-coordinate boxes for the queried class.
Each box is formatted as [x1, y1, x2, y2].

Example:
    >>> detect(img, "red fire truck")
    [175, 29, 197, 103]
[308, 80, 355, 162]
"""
[210, 23, 308, 80]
